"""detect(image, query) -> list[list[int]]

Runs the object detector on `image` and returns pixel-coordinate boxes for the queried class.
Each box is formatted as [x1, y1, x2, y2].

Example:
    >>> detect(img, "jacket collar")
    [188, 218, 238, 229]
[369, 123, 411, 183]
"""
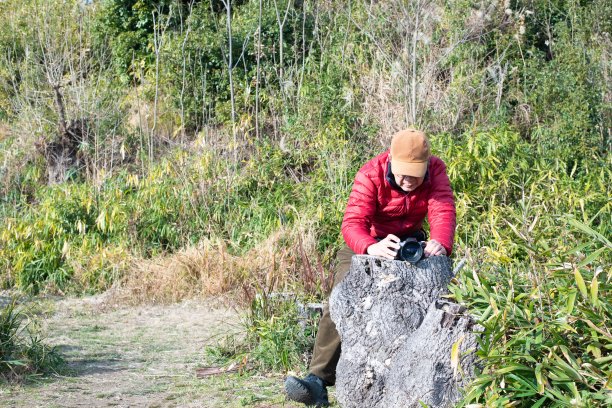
[385, 159, 430, 194]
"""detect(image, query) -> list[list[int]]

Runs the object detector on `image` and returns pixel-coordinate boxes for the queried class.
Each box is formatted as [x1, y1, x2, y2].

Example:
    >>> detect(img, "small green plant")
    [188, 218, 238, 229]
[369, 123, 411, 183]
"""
[245, 293, 318, 372]
[0, 299, 63, 381]
[204, 291, 319, 373]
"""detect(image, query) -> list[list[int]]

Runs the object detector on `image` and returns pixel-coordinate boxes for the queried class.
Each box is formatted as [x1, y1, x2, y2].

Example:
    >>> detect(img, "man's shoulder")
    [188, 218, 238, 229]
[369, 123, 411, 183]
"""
[428, 155, 447, 171]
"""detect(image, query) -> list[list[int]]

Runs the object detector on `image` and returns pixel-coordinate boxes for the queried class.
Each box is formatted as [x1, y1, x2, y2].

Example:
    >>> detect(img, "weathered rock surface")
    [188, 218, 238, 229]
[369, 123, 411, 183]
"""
[329, 255, 479, 408]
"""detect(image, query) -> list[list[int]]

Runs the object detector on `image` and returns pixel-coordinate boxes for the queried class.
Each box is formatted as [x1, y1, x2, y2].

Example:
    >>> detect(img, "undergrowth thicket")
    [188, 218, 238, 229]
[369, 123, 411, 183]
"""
[0, 0, 610, 404]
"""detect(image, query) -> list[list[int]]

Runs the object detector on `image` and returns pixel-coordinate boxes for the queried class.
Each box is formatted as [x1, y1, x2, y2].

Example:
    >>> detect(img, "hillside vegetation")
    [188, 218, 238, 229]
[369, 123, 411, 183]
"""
[0, 0, 610, 405]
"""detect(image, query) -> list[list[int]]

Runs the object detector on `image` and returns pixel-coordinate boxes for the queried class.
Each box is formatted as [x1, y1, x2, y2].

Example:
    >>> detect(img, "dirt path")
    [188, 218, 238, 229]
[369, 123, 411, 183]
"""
[0, 295, 305, 408]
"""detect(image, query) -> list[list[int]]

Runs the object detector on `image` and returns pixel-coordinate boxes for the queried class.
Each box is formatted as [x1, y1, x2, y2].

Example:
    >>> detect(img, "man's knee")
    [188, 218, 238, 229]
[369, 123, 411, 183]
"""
[332, 245, 355, 287]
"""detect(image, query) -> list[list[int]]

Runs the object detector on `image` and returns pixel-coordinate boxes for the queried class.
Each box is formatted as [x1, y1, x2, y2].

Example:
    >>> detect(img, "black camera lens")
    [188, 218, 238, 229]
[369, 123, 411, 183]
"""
[398, 241, 424, 263]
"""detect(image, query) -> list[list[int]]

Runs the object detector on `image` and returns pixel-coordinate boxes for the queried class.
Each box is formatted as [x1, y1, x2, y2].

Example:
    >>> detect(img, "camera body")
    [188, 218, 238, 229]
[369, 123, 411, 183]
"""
[396, 239, 425, 263]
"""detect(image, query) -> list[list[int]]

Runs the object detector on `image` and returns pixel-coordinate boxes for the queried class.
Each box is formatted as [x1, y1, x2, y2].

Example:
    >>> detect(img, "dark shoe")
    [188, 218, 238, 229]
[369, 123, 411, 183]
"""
[284, 373, 330, 407]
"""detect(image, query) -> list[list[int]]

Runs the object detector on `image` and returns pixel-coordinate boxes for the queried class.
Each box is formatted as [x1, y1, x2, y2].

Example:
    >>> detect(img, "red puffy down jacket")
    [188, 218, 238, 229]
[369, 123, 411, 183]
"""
[341, 151, 456, 255]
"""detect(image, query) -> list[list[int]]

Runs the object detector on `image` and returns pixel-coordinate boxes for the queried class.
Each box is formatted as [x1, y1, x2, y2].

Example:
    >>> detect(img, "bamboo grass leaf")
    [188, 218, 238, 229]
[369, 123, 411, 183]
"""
[574, 268, 588, 299]
[590, 274, 599, 308]
[553, 354, 584, 382]
[566, 217, 612, 248]
[531, 396, 547, 408]
[582, 320, 612, 341]
[578, 246, 608, 268]
[535, 363, 545, 394]
[593, 355, 612, 365]
[566, 290, 577, 314]
[451, 335, 465, 378]
[494, 364, 531, 375]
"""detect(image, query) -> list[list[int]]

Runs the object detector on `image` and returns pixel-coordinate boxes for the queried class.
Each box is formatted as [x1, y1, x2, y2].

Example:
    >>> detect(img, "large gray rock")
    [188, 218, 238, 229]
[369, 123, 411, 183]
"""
[329, 255, 479, 408]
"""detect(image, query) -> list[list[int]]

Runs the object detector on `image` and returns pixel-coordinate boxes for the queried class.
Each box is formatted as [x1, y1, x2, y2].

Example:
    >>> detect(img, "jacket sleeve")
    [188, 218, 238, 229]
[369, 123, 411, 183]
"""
[341, 171, 379, 254]
[427, 160, 456, 256]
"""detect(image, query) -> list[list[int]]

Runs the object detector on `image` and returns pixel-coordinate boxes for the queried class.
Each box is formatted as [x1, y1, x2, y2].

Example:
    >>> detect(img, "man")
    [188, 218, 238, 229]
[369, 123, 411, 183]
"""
[285, 129, 456, 407]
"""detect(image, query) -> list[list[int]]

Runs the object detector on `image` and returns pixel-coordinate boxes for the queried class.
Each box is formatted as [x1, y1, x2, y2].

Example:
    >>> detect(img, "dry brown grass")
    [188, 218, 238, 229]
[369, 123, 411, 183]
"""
[356, 0, 510, 140]
[113, 223, 329, 305]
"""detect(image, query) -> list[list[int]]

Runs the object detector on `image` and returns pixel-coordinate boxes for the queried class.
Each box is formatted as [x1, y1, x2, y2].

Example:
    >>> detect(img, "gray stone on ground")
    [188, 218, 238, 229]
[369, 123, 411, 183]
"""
[329, 255, 479, 408]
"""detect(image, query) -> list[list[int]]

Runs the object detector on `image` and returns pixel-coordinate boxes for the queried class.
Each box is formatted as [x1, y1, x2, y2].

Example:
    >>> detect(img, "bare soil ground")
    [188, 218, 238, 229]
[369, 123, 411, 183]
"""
[0, 294, 311, 408]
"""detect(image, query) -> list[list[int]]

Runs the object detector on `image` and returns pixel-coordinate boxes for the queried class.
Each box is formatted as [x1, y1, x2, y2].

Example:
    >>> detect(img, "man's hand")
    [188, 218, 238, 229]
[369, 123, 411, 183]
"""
[366, 234, 401, 260]
[424, 239, 447, 257]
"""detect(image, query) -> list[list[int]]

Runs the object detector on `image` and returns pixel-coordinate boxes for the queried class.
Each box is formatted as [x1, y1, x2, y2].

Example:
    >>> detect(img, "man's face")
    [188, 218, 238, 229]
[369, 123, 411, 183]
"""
[394, 173, 424, 192]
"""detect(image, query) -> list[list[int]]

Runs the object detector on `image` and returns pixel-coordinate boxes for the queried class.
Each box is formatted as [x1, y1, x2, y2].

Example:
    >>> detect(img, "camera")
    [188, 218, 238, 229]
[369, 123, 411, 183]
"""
[396, 240, 425, 263]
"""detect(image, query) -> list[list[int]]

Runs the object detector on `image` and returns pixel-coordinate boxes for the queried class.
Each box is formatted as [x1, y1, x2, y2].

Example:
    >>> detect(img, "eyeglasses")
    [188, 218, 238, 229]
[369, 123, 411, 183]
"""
[394, 174, 420, 183]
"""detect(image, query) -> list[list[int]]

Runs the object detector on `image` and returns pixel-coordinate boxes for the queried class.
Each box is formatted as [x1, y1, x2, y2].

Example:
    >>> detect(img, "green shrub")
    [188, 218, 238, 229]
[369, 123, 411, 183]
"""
[426, 128, 612, 406]
[0, 135, 356, 292]
[91, 0, 177, 80]
[0, 300, 63, 381]
[205, 292, 318, 372]
[245, 294, 317, 371]
[453, 217, 611, 407]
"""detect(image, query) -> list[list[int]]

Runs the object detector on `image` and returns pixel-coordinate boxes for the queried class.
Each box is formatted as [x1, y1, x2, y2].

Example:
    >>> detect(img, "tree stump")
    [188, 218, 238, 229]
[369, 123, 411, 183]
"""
[329, 255, 479, 408]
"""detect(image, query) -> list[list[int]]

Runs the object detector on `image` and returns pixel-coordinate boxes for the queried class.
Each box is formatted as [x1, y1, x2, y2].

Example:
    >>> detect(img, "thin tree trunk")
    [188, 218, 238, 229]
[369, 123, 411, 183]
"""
[52, 84, 67, 137]
[152, 11, 160, 164]
[410, 1, 420, 125]
[255, 0, 262, 140]
[221, 0, 237, 163]
[273, 0, 292, 101]
[151, 6, 173, 164]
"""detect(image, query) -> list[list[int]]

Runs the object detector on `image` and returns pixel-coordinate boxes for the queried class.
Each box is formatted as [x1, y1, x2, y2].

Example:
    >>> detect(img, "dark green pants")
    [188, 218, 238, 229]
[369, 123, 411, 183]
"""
[308, 245, 355, 385]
